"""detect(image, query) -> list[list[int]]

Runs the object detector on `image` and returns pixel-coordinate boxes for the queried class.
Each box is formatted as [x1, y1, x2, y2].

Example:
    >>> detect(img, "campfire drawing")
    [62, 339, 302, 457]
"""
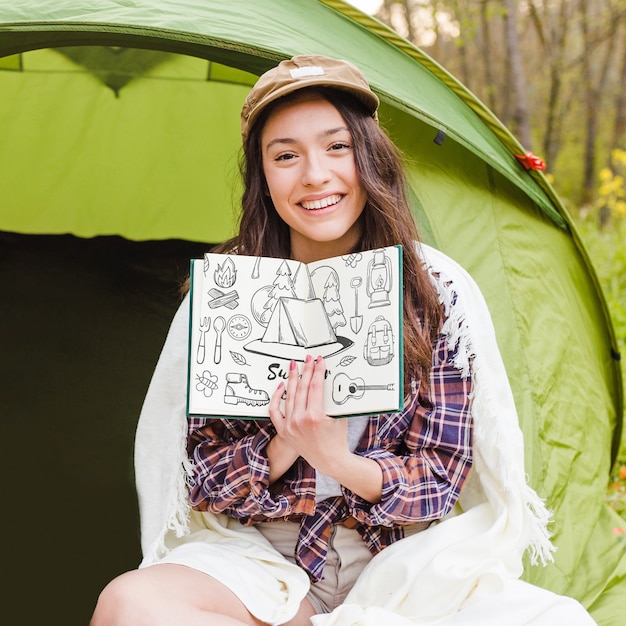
[214, 257, 237, 288]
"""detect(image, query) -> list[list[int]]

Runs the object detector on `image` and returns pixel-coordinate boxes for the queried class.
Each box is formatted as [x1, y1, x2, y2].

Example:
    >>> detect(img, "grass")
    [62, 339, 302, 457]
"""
[574, 216, 626, 526]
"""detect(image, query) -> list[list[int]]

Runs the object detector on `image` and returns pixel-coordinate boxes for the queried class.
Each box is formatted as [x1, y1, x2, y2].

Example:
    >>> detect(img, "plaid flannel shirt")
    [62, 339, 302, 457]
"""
[187, 327, 473, 582]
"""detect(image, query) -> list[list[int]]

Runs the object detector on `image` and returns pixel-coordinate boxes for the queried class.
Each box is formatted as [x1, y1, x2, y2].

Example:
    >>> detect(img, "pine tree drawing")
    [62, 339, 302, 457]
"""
[263, 260, 296, 319]
[322, 270, 346, 329]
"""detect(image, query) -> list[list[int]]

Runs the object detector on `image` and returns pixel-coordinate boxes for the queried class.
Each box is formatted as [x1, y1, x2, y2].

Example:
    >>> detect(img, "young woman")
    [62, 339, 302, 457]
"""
[91, 55, 581, 626]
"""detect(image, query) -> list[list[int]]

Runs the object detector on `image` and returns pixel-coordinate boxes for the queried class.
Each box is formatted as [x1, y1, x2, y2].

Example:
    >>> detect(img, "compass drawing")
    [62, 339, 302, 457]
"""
[227, 314, 252, 340]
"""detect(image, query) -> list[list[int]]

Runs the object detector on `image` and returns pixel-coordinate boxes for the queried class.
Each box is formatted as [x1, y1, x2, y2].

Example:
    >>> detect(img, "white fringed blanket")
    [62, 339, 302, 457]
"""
[134, 244, 595, 625]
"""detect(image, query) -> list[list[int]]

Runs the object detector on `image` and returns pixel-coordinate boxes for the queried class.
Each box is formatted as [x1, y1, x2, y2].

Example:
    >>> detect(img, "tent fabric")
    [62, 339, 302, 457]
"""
[0, 231, 208, 623]
[0, 1, 623, 624]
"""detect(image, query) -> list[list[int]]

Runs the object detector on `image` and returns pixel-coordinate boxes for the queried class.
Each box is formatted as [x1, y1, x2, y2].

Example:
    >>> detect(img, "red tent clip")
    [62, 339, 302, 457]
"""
[515, 151, 546, 171]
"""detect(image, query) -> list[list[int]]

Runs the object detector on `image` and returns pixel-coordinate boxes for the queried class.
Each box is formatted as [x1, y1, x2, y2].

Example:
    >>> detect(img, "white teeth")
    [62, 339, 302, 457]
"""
[301, 194, 342, 210]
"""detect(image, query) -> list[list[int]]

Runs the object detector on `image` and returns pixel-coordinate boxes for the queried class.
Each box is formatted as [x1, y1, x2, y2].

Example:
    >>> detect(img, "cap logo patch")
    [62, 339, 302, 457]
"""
[290, 66, 324, 79]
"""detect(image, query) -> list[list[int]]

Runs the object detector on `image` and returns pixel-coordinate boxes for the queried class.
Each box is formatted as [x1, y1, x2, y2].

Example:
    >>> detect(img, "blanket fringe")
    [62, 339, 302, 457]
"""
[522, 484, 556, 566]
[142, 407, 193, 566]
[167, 406, 193, 537]
[425, 255, 555, 568]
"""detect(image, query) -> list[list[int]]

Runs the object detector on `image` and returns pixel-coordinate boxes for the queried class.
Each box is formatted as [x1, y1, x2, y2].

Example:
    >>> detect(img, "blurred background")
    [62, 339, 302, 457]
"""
[348, 0, 626, 522]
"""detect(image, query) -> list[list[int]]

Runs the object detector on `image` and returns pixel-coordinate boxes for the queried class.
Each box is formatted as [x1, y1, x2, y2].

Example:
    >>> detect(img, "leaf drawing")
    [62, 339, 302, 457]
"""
[230, 350, 249, 366]
[339, 355, 356, 367]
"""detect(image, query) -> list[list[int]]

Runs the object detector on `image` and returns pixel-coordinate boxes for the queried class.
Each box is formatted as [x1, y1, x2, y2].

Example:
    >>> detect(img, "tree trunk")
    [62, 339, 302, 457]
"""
[579, 0, 622, 220]
[502, 0, 532, 148]
[530, 0, 570, 170]
[480, 0, 497, 112]
[608, 23, 626, 156]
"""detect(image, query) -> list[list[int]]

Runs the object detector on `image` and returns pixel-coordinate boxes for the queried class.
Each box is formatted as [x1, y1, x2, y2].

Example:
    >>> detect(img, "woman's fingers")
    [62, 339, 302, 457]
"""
[281, 355, 325, 425]
[293, 355, 316, 409]
[283, 358, 300, 417]
[308, 356, 326, 407]
[268, 381, 285, 429]
[270, 355, 346, 472]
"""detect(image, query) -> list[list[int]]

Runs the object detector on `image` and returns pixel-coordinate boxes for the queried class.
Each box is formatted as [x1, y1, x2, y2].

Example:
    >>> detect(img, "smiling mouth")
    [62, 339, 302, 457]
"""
[300, 194, 343, 210]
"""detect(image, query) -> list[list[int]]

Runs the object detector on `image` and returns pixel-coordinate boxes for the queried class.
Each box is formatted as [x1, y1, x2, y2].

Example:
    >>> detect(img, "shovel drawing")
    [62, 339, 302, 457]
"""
[350, 277, 363, 333]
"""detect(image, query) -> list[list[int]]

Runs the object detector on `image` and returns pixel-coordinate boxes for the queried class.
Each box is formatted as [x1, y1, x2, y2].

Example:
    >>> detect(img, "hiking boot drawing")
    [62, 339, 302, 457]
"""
[224, 373, 270, 406]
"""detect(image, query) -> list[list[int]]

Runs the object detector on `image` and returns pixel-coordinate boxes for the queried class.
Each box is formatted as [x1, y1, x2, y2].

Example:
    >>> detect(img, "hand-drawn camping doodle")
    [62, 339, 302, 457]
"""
[338, 355, 357, 367]
[250, 285, 274, 326]
[196, 316, 211, 364]
[227, 314, 252, 340]
[250, 260, 313, 326]
[229, 350, 250, 366]
[342, 252, 362, 268]
[208, 287, 239, 309]
[244, 260, 353, 361]
[244, 297, 353, 361]
[249, 260, 297, 326]
[363, 315, 395, 366]
[266, 259, 297, 310]
[366, 248, 393, 308]
[223, 372, 269, 407]
[188, 245, 403, 418]
[349, 276, 363, 333]
[310, 266, 346, 330]
[213, 316, 225, 364]
[207, 257, 239, 309]
[214, 256, 237, 288]
[196, 369, 218, 397]
[251, 256, 261, 279]
[331, 372, 395, 405]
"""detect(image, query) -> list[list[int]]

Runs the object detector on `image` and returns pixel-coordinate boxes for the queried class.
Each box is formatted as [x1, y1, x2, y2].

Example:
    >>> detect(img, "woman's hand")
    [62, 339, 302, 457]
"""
[269, 355, 349, 475]
[268, 355, 383, 503]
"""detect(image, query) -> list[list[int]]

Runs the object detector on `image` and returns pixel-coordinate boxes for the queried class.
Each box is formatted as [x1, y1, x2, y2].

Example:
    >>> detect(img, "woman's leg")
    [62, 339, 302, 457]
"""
[90, 563, 317, 626]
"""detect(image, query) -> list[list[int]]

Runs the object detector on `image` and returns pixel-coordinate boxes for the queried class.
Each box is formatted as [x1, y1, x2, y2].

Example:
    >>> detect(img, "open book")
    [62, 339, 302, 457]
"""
[187, 245, 403, 419]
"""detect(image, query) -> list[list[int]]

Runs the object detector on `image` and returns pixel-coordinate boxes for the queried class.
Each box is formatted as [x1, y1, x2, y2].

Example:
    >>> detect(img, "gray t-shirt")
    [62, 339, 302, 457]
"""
[315, 415, 370, 502]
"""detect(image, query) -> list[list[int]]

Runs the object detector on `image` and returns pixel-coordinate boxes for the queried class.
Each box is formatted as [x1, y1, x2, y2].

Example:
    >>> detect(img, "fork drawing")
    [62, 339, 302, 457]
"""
[197, 316, 211, 364]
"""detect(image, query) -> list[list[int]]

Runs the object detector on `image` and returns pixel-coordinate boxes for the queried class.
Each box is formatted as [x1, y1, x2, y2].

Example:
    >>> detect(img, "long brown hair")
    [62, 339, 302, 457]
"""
[211, 87, 442, 387]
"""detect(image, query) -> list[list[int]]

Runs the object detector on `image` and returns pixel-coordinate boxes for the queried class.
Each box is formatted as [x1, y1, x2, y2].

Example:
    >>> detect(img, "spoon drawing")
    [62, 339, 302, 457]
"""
[213, 316, 226, 364]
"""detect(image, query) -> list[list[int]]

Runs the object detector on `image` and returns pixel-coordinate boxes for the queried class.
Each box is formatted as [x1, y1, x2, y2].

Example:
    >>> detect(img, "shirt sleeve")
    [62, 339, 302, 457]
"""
[187, 419, 314, 521]
[346, 330, 474, 527]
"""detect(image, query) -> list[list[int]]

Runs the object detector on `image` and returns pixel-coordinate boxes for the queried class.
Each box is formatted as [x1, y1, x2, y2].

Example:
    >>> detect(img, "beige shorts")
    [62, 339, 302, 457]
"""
[256, 520, 373, 614]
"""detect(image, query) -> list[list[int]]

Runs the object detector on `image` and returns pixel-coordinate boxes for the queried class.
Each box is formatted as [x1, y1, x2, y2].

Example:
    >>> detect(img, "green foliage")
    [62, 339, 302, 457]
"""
[575, 216, 626, 447]
[597, 149, 626, 224]
[580, 219, 626, 342]
[574, 213, 626, 523]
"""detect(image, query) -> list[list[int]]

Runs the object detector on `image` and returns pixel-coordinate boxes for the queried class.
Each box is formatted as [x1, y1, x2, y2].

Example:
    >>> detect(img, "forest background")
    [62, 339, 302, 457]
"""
[350, 0, 626, 523]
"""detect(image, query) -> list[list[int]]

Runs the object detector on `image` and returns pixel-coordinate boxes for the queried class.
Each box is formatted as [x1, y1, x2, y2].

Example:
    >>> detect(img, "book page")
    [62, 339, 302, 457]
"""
[306, 245, 403, 416]
[187, 246, 403, 419]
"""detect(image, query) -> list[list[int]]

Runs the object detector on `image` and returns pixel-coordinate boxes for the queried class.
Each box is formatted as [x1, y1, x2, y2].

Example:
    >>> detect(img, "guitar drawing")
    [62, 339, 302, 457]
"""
[331, 372, 394, 405]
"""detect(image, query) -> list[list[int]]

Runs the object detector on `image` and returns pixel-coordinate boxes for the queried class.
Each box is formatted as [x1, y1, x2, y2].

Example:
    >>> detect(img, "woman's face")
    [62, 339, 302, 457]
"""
[261, 92, 367, 263]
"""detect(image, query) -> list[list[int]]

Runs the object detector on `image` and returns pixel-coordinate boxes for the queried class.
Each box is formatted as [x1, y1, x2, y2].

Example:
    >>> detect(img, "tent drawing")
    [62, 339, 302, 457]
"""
[0, 1, 623, 623]
[244, 296, 353, 360]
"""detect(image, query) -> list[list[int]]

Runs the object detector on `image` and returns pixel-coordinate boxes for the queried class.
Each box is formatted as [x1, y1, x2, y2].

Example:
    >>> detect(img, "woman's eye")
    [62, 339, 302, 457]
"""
[275, 152, 296, 161]
[330, 142, 351, 151]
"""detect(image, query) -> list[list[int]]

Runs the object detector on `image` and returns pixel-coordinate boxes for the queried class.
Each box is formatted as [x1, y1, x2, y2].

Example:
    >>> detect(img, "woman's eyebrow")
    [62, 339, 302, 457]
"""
[320, 126, 350, 137]
[265, 136, 296, 150]
[265, 126, 350, 151]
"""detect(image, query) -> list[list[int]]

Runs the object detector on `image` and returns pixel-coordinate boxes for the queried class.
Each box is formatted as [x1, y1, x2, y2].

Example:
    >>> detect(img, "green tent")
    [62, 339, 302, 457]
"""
[1, 1, 623, 623]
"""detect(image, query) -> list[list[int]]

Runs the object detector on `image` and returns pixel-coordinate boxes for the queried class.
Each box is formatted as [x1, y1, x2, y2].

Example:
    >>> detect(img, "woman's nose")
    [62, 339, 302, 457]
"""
[301, 155, 331, 186]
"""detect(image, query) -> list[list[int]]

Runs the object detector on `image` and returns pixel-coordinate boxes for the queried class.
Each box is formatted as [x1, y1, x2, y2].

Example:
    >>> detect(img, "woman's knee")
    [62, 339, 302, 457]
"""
[90, 564, 265, 625]
[91, 569, 154, 624]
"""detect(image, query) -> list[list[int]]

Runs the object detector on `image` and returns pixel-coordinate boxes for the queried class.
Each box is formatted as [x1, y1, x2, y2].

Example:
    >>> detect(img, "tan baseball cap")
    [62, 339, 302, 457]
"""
[240, 54, 379, 140]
